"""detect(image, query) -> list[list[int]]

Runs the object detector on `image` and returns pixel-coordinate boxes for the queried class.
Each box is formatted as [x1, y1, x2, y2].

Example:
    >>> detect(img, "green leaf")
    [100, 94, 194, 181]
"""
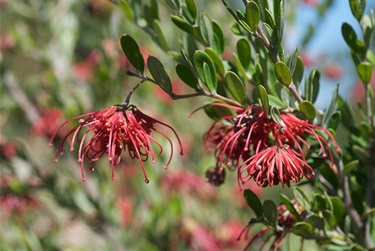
[153, 20, 169, 52]
[299, 100, 317, 120]
[274, 0, 285, 46]
[363, 208, 375, 218]
[352, 145, 369, 164]
[307, 214, 325, 230]
[194, 50, 217, 93]
[280, 87, 290, 107]
[176, 64, 198, 89]
[292, 56, 305, 86]
[147, 56, 172, 94]
[357, 62, 372, 84]
[263, 200, 278, 227]
[232, 53, 250, 81]
[330, 197, 345, 224]
[366, 50, 375, 68]
[121, 34, 145, 73]
[212, 20, 225, 54]
[343, 160, 359, 174]
[270, 107, 283, 126]
[288, 48, 299, 76]
[253, 85, 269, 112]
[280, 194, 301, 221]
[243, 189, 263, 218]
[171, 15, 193, 33]
[312, 194, 329, 211]
[304, 69, 320, 103]
[323, 210, 337, 227]
[274, 61, 291, 86]
[199, 13, 214, 46]
[204, 101, 234, 120]
[118, 0, 134, 20]
[164, 0, 180, 10]
[341, 23, 366, 53]
[186, 0, 197, 20]
[328, 111, 341, 130]
[293, 187, 311, 211]
[205, 48, 225, 77]
[237, 38, 251, 69]
[245, 1, 260, 32]
[224, 71, 247, 106]
[269, 95, 286, 109]
[320, 163, 339, 189]
[323, 84, 339, 127]
[292, 222, 314, 238]
[349, 0, 365, 21]
[337, 96, 355, 128]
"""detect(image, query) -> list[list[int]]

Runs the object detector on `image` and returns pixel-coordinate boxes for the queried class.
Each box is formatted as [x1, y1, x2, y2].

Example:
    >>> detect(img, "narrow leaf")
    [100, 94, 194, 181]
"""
[153, 20, 169, 52]
[244, 189, 263, 218]
[293, 187, 311, 211]
[245, 1, 260, 32]
[176, 64, 198, 89]
[199, 14, 214, 46]
[194, 50, 217, 93]
[263, 200, 278, 227]
[147, 56, 172, 94]
[186, 0, 197, 20]
[237, 38, 251, 69]
[121, 34, 145, 73]
[224, 71, 247, 106]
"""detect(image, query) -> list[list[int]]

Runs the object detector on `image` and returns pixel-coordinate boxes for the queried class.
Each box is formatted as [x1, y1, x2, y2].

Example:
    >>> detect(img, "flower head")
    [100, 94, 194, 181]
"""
[238, 145, 314, 188]
[50, 104, 183, 182]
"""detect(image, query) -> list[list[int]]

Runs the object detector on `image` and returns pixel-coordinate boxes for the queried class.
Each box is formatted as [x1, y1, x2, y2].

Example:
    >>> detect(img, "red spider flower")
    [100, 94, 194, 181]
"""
[203, 103, 274, 170]
[239, 200, 305, 251]
[238, 145, 314, 188]
[49, 104, 183, 182]
[275, 113, 340, 168]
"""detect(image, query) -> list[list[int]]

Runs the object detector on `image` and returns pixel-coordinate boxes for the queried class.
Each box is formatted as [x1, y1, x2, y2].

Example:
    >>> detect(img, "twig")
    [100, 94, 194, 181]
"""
[3, 72, 41, 125]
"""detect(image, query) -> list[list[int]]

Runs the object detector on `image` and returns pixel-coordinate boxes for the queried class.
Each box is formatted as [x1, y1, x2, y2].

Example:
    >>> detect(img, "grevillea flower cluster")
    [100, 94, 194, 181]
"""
[49, 104, 183, 182]
[203, 102, 340, 188]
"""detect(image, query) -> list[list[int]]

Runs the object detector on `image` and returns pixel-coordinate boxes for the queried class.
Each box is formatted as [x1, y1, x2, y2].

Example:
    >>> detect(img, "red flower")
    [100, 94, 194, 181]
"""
[32, 108, 63, 137]
[238, 145, 314, 188]
[50, 104, 183, 182]
[203, 103, 273, 170]
[275, 113, 340, 168]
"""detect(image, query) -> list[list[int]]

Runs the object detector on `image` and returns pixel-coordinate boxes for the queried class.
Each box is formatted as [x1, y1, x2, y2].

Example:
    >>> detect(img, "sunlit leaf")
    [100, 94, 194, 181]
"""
[245, 1, 260, 32]
[274, 61, 291, 86]
[224, 71, 247, 106]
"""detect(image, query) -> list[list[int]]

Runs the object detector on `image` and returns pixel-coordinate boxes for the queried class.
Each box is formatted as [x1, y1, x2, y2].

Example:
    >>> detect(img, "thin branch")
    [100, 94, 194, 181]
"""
[4, 72, 41, 125]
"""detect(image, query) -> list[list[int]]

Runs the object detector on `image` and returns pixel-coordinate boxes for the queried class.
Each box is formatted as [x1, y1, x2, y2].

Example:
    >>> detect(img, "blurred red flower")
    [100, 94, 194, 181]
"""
[32, 108, 64, 138]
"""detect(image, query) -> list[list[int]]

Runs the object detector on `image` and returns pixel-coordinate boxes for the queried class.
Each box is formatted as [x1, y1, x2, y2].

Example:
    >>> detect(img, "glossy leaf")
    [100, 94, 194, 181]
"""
[270, 107, 283, 126]
[274, 61, 291, 86]
[164, 0, 180, 10]
[330, 197, 345, 224]
[245, 1, 260, 32]
[293, 186, 311, 211]
[357, 62, 372, 84]
[194, 50, 217, 93]
[307, 214, 325, 230]
[147, 56, 172, 94]
[237, 38, 251, 69]
[349, 0, 365, 21]
[292, 56, 305, 86]
[153, 20, 169, 52]
[224, 71, 247, 106]
[323, 84, 339, 127]
[263, 200, 278, 227]
[121, 34, 145, 73]
[176, 64, 198, 89]
[304, 69, 320, 103]
[212, 20, 225, 54]
[341, 23, 366, 53]
[328, 111, 341, 130]
[323, 210, 336, 227]
[199, 14, 214, 46]
[253, 85, 269, 112]
[288, 48, 299, 76]
[171, 15, 193, 33]
[299, 100, 317, 120]
[243, 189, 263, 218]
[292, 222, 314, 238]
[205, 48, 225, 77]
[186, 0, 197, 20]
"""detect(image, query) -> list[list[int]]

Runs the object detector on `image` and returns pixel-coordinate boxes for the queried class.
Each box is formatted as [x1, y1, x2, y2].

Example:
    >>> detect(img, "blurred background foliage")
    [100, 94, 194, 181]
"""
[0, 0, 371, 250]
